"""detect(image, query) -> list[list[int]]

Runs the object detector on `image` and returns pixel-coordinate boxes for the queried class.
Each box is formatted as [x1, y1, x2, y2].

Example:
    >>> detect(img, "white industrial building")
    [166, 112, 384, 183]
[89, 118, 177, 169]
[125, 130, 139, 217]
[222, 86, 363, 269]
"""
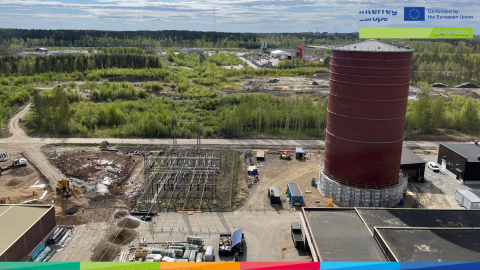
[456, 190, 480, 209]
[270, 50, 291, 59]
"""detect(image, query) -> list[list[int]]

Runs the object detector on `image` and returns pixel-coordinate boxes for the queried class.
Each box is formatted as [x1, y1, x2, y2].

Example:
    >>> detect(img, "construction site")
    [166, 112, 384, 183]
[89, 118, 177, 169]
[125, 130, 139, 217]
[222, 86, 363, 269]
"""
[2, 39, 480, 264]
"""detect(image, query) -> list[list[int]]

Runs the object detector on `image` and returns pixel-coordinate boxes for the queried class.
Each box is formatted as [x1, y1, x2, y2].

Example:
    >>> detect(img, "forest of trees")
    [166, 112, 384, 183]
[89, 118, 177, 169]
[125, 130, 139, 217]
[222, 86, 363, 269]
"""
[411, 52, 480, 86]
[0, 54, 162, 77]
[405, 83, 480, 135]
[0, 29, 359, 50]
[26, 84, 480, 139]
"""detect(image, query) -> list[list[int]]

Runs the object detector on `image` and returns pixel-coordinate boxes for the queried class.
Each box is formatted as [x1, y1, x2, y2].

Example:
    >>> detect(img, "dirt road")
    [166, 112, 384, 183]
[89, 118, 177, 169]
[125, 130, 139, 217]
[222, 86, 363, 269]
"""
[0, 105, 452, 190]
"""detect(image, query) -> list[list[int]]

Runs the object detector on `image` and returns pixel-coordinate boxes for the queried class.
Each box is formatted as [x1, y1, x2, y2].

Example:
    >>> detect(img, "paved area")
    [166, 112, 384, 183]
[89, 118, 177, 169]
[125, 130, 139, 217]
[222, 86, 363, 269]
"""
[132, 211, 310, 262]
[413, 154, 480, 209]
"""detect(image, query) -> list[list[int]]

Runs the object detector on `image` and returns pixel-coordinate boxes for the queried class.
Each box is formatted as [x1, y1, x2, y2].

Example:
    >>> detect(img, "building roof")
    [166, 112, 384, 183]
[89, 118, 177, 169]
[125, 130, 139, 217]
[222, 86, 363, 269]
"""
[295, 147, 303, 153]
[375, 228, 480, 262]
[401, 147, 427, 165]
[331, 39, 413, 52]
[441, 143, 480, 162]
[456, 190, 480, 203]
[288, 183, 303, 197]
[257, 150, 265, 158]
[0, 205, 54, 256]
[304, 209, 387, 262]
[357, 208, 480, 235]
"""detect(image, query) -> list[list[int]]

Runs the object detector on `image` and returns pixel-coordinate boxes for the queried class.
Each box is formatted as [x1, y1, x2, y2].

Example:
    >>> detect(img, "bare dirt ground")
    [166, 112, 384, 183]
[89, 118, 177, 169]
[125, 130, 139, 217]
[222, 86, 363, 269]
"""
[225, 74, 330, 98]
[236, 151, 332, 211]
[52, 151, 137, 196]
[0, 154, 50, 204]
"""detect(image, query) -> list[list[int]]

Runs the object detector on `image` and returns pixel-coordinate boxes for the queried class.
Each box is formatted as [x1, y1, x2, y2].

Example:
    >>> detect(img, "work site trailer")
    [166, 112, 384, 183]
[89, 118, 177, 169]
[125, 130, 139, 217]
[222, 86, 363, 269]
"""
[268, 187, 281, 204]
[287, 183, 303, 206]
[456, 190, 480, 209]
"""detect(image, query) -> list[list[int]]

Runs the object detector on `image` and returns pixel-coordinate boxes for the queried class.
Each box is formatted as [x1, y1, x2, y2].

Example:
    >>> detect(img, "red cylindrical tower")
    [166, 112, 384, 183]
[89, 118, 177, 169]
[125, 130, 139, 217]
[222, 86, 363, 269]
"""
[323, 40, 413, 189]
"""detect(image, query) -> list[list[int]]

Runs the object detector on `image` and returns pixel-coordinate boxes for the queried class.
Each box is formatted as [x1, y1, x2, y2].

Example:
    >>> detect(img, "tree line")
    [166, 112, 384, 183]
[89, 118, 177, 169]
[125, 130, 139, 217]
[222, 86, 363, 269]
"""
[0, 54, 162, 77]
[411, 52, 480, 86]
[406, 83, 480, 135]
[0, 28, 359, 50]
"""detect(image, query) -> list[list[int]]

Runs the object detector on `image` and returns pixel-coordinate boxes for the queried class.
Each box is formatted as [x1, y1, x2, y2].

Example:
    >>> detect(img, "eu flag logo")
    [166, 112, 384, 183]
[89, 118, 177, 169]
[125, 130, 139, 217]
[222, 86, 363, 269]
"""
[404, 7, 425, 21]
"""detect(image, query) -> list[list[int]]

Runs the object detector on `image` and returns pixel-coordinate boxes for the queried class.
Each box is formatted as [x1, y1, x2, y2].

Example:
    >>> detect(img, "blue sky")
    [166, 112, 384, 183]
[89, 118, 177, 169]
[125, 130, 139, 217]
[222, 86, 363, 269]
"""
[0, 0, 478, 33]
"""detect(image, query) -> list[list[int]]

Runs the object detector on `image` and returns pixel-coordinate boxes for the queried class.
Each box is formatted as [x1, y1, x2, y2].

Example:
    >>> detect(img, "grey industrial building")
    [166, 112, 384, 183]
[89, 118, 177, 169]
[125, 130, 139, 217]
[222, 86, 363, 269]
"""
[300, 208, 480, 262]
[438, 143, 480, 183]
[0, 205, 56, 262]
[400, 147, 426, 183]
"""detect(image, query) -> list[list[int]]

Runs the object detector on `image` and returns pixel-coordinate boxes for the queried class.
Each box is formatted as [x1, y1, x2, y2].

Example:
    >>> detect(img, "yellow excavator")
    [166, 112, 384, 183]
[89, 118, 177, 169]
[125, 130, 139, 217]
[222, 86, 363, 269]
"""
[0, 196, 14, 204]
[280, 154, 292, 160]
[56, 178, 71, 196]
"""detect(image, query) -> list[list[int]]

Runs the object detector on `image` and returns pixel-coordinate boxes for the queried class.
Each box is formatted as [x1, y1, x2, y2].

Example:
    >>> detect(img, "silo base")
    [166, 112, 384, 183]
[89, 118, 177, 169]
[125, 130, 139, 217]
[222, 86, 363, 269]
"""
[318, 165, 408, 207]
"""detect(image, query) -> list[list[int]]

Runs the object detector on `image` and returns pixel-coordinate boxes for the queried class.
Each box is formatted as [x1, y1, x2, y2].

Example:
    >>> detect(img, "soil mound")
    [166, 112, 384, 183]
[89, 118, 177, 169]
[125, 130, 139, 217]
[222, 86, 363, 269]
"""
[117, 218, 140, 229]
[10, 167, 35, 177]
[5, 179, 22, 186]
[114, 210, 128, 219]
[106, 227, 137, 245]
[91, 240, 120, 262]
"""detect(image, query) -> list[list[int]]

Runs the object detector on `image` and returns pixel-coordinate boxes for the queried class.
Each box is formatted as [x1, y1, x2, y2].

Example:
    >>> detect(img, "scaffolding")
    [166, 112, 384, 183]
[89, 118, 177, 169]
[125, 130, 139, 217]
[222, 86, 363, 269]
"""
[318, 163, 407, 207]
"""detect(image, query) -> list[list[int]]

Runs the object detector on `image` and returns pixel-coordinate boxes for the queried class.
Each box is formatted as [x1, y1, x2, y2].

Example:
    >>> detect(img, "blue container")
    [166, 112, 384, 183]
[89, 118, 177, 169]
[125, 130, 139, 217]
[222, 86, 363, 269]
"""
[311, 178, 316, 186]
[287, 183, 304, 206]
[399, 198, 405, 206]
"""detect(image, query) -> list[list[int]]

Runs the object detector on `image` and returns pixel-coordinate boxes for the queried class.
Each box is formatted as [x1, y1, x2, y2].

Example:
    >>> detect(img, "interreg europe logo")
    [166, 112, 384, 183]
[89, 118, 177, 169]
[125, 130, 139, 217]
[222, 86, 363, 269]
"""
[359, 8, 397, 23]
[404, 7, 426, 21]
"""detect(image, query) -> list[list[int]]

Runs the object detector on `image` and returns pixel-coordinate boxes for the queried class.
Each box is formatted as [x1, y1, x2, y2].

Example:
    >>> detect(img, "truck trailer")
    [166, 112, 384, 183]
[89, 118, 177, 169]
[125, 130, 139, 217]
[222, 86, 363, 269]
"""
[218, 228, 246, 256]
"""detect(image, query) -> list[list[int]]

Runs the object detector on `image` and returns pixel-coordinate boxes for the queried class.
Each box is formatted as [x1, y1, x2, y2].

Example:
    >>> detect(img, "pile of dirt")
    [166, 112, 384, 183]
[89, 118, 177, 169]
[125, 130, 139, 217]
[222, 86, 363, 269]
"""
[116, 218, 140, 229]
[5, 178, 22, 186]
[91, 240, 120, 262]
[106, 227, 137, 245]
[9, 167, 35, 177]
[114, 210, 128, 219]
[52, 151, 136, 195]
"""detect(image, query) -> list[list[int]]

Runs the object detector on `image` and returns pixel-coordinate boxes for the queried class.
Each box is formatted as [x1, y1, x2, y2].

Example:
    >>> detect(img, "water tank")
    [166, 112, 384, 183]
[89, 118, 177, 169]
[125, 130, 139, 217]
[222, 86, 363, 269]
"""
[324, 40, 414, 189]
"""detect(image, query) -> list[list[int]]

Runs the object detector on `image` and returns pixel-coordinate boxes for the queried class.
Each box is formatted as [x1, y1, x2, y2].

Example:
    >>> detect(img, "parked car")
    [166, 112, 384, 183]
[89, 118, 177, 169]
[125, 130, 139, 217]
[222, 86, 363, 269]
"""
[428, 161, 440, 172]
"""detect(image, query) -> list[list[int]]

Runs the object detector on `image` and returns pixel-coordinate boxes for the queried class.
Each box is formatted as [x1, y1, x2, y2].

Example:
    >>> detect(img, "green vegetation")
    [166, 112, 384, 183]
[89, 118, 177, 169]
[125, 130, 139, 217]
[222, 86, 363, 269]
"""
[406, 83, 480, 135]
[411, 52, 480, 87]
[101, 47, 143, 55]
[0, 29, 359, 50]
[0, 54, 162, 77]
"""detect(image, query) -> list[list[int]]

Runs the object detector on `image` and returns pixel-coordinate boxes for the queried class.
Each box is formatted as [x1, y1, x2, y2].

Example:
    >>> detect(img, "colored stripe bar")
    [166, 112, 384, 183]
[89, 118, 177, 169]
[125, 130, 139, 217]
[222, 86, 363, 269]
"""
[400, 262, 480, 270]
[321, 262, 400, 270]
[241, 262, 320, 270]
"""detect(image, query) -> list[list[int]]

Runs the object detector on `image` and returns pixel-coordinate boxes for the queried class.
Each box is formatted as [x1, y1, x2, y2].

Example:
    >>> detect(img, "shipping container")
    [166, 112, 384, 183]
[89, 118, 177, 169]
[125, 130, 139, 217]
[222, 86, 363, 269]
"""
[456, 190, 480, 209]
[287, 183, 303, 206]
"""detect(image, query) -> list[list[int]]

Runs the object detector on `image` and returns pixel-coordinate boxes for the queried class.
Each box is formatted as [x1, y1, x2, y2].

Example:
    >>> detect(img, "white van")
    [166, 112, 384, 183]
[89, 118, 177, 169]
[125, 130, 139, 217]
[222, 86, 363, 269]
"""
[204, 246, 215, 261]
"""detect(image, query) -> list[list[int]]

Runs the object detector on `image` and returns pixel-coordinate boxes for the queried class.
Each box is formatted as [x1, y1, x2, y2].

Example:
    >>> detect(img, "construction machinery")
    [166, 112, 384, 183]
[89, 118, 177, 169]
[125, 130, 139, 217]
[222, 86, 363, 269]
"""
[0, 155, 27, 176]
[56, 178, 71, 196]
[280, 154, 292, 160]
[0, 196, 14, 204]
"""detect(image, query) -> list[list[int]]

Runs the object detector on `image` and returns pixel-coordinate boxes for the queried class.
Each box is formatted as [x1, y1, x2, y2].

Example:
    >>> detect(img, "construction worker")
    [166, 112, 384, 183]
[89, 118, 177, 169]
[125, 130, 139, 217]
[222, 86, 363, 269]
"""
[72, 183, 76, 189]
